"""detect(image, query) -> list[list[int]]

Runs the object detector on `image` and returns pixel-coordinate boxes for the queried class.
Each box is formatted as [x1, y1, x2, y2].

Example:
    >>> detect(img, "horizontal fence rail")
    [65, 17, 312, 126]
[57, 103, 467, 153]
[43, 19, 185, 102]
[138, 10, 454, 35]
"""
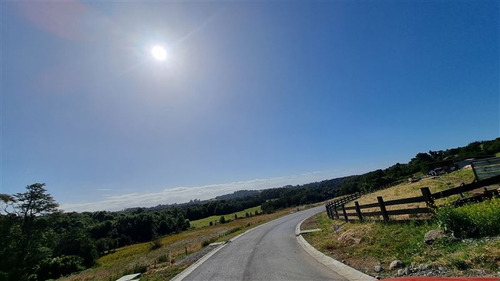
[325, 192, 362, 219]
[325, 174, 500, 222]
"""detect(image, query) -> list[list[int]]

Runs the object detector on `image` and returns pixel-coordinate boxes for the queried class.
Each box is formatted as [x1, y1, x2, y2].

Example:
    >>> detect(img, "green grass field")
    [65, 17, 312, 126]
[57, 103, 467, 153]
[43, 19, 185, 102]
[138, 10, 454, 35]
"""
[303, 169, 500, 277]
[306, 211, 500, 277]
[189, 205, 262, 228]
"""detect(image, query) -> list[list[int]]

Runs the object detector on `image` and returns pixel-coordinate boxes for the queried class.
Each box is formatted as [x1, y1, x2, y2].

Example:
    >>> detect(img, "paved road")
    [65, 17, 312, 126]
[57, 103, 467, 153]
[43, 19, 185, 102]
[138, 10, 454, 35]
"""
[182, 206, 348, 281]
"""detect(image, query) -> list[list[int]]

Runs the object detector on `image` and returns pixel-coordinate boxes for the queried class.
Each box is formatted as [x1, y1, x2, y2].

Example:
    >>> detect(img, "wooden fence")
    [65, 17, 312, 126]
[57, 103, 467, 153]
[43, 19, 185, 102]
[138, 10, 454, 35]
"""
[326, 174, 500, 222]
[325, 192, 362, 220]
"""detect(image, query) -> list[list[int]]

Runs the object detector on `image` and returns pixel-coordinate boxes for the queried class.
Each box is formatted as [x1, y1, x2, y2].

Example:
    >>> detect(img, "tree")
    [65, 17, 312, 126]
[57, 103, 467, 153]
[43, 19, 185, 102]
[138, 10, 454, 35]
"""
[14, 183, 59, 219]
[0, 193, 16, 214]
[14, 184, 58, 253]
[7, 183, 59, 280]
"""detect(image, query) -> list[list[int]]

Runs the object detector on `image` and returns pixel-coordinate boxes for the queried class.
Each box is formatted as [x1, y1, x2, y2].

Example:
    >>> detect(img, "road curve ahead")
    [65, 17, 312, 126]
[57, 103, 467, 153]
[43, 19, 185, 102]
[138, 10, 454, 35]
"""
[181, 206, 348, 281]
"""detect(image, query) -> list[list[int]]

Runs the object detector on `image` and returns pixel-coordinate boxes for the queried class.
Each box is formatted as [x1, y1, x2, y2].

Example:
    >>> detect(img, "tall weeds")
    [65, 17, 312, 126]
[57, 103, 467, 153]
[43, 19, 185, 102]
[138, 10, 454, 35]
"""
[435, 198, 500, 238]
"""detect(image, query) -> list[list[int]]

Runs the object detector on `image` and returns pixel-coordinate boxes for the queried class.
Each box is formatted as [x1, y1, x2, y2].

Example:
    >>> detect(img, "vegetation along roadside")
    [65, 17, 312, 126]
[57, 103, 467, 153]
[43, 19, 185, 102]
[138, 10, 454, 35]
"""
[58, 206, 300, 281]
[1, 138, 499, 281]
[302, 170, 500, 279]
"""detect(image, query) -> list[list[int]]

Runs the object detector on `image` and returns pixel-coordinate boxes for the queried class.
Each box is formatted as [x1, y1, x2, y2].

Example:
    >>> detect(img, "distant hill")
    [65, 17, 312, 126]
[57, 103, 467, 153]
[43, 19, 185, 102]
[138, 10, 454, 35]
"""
[216, 190, 260, 200]
[126, 137, 500, 214]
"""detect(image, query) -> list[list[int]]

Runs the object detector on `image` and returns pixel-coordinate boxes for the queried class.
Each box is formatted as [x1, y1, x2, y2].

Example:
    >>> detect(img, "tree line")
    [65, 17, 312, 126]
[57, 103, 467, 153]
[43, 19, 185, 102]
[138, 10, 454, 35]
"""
[260, 138, 500, 212]
[1, 137, 499, 280]
[0, 184, 190, 281]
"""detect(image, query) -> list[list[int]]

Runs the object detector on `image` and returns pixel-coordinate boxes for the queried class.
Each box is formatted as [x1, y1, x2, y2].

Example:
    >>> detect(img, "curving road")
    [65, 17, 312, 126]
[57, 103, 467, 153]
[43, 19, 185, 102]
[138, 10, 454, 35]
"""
[180, 206, 347, 281]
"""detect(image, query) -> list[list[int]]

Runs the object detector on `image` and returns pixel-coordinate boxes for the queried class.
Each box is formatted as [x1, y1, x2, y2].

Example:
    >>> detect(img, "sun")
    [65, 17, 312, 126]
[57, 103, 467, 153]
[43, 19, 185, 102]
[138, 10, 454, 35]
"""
[151, 45, 167, 61]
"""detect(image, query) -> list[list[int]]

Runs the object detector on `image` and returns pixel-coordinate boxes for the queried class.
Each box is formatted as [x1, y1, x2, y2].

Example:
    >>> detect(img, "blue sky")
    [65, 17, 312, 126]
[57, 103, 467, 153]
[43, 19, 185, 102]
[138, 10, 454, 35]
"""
[2, 0, 498, 211]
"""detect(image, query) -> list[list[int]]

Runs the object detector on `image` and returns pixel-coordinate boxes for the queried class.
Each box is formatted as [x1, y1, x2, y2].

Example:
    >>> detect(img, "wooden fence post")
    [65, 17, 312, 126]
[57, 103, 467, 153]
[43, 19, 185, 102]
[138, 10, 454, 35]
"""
[341, 204, 348, 222]
[334, 207, 339, 219]
[377, 196, 389, 222]
[483, 187, 491, 199]
[354, 201, 363, 221]
[421, 187, 435, 208]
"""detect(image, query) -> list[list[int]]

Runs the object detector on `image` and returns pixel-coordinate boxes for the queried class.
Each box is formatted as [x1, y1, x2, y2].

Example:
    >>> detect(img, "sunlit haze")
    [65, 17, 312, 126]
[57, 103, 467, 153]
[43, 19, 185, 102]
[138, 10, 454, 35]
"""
[2, 1, 499, 212]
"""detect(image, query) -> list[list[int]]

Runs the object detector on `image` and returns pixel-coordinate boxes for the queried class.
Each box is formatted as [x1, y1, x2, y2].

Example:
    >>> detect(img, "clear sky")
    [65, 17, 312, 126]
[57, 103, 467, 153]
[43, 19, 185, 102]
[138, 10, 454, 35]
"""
[2, 0, 499, 211]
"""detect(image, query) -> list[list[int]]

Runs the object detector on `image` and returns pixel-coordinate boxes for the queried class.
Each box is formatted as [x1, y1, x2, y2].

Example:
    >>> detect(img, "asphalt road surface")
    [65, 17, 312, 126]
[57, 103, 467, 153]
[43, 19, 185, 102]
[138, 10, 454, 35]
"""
[182, 206, 348, 281]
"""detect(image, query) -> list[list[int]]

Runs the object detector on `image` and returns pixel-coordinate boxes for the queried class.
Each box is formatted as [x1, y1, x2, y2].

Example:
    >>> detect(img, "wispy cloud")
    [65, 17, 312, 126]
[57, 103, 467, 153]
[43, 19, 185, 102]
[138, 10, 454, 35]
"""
[60, 169, 350, 212]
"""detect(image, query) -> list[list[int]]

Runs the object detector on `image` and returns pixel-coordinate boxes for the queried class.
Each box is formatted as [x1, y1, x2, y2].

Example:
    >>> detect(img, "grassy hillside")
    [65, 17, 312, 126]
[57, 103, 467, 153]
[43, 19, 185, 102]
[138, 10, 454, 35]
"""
[303, 170, 500, 277]
[58, 206, 293, 281]
[189, 205, 262, 228]
[305, 212, 499, 277]
[342, 169, 476, 220]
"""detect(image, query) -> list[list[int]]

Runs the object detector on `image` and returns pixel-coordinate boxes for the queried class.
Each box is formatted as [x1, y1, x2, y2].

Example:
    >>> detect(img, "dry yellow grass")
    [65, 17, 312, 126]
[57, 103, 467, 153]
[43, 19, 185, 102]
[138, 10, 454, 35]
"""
[58, 207, 297, 281]
[342, 170, 476, 220]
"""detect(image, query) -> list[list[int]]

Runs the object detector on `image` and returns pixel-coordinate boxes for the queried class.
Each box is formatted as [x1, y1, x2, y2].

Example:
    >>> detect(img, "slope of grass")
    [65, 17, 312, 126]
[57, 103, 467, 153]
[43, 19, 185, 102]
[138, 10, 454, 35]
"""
[305, 212, 500, 277]
[303, 170, 500, 277]
[58, 206, 293, 281]
[342, 170, 476, 220]
[189, 205, 262, 228]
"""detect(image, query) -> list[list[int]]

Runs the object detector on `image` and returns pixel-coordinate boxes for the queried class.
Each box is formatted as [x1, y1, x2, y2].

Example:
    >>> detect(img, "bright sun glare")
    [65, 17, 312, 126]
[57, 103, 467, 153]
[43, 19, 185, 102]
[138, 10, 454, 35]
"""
[151, 45, 167, 61]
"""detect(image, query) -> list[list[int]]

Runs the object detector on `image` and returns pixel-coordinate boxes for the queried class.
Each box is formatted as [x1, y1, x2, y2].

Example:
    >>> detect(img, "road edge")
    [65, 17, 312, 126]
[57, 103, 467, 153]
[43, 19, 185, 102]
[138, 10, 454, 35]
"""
[296, 213, 377, 281]
[170, 242, 226, 281]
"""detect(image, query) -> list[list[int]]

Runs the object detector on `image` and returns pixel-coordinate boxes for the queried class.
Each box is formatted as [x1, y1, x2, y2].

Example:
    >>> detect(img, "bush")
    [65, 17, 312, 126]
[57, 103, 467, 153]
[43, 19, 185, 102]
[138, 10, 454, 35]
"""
[219, 216, 226, 224]
[36, 255, 85, 280]
[150, 238, 163, 251]
[157, 254, 169, 263]
[435, 198, 500, 238]
[202, 237, 217, 247]
[223, 227, 242, 236]
[131, 263, 148, 273]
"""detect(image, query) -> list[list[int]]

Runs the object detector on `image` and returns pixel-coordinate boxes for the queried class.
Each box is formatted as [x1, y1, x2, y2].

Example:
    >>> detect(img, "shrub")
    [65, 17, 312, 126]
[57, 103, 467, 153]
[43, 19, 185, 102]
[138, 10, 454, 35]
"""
[435, 198, 500, 238]
[132, 263, 148, 273]
[202, 237, 217, 247]
[36, 255, 85, 280]
[223, 227, 242, 236]
[150, 238, 163, 251]
[157, 254, 169, 263]
[219, 216, 226, 224]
